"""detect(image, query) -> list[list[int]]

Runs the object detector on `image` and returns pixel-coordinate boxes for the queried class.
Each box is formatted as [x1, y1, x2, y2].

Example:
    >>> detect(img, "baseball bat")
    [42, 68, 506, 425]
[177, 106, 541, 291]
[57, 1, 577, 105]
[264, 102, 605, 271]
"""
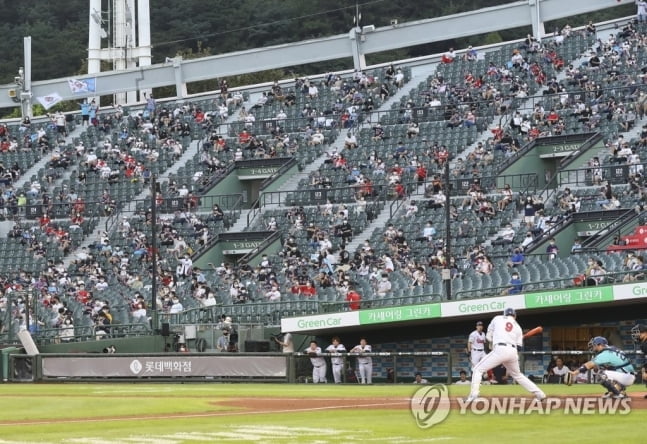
[523, 326, 543, 339]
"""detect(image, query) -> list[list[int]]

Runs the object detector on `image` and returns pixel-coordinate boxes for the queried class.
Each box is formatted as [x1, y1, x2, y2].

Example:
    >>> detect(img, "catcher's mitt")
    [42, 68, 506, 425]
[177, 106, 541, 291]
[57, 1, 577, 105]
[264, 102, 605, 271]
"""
[563, 372, 575, 386]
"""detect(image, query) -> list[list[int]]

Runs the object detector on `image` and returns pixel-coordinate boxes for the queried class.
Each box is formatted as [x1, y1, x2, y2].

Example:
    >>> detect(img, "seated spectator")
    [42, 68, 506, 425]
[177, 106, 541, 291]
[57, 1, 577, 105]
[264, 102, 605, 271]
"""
[376, 274, 392, 296]
[345, 288, 361, 310]
[371, 124, 385, 141]
[497, 184, 513, 211]
[407, 121, 420, 138]
[413, 372, 429, 384]
[475, 255, 494, 275]
[455, 370, 470, 384]
[441, 48, 456, 64]
[344, 132, 358, 149]
[501, 272, 523, 295]
[548, 358, 570, 383]
[585, 260, 607, 286]
[492, 224, 515, 246]
[623, 254, 645, 282]
[506, 249, 525, 268]
[546, 238, 559, 260]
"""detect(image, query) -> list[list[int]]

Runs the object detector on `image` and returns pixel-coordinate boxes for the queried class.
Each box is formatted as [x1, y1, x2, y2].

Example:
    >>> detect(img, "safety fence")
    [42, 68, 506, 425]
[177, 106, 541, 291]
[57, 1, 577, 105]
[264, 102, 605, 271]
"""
[3, 349, 643, 384]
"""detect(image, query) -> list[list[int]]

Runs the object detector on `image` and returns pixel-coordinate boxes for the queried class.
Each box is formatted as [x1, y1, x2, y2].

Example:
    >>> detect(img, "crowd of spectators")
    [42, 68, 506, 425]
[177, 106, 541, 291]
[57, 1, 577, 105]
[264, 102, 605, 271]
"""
[5, 18, 647, 343]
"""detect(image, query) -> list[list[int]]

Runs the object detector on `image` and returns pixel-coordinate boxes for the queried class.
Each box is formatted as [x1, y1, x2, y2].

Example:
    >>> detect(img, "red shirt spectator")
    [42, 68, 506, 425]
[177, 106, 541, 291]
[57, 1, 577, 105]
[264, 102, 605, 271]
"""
[361, 180, 373, 197]
[76, 287, 90, 303]
[291, 283, 316, 296]
[239, 130, 251, 145]
[39, 214, 51, 227]
[73, 198, 85, 214]
[346, 290, 361, 310]
[394, 182, 406, 199]
[71, 213, 84, 225]
[416, 165, 427, 182]
[546, 110, 559, 124]
[216, 137, 227, 151]
[491, 125, 503, 141]
[390, 164, 403, 176]
[436, 148, 449, 164]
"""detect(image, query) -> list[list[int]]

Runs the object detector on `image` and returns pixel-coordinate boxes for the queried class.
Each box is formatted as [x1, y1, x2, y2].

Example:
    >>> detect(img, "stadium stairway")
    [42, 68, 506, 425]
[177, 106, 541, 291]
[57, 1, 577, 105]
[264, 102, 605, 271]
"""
[343, 204, 393, 253]
[122, 97, 254, 214]
[271, 66, 438, 197]
[13, 122, 88, 191]
[228, 64, 439, 233]
[449, 35, 597, 175]
[2, 123, 89, 240]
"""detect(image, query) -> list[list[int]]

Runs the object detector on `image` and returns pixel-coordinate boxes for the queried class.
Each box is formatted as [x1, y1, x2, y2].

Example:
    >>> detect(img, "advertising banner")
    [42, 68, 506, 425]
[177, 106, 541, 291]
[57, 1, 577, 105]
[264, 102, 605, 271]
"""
[42, 356, 287, 378]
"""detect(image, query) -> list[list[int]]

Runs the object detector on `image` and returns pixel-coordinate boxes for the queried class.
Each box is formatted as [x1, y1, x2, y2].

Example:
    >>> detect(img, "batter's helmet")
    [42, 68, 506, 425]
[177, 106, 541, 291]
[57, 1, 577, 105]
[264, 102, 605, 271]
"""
[588, 336, 608, 352]
[503, 307, 516, 317]
[631, 324, 646, 342]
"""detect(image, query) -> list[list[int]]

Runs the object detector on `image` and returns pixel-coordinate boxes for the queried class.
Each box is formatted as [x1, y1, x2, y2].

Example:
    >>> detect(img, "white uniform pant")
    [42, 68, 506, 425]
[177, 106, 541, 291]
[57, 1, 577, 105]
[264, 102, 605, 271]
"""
[470, 344, 545, 398]
[358, 361, 372, 384]
[470, 350, 486, 369]
[603, 370, 635, 388]
[312, 364, 327, 383]
[332, 363, 343, 383]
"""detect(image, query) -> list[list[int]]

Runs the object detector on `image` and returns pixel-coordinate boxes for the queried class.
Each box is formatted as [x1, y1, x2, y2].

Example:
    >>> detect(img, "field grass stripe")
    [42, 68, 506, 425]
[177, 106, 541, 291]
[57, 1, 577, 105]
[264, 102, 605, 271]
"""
[0, 401, 405, 427]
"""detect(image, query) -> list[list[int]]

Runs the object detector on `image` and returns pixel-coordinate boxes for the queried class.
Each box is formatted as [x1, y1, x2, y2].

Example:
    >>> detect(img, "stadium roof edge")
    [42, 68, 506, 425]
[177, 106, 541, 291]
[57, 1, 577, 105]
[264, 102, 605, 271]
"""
[0, 0, 629, 111]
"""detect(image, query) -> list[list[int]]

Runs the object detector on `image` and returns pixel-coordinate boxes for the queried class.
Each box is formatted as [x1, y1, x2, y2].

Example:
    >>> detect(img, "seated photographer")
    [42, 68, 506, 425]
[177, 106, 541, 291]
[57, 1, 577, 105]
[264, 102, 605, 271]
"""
[216, 328, 231, 352]
[216, 327, 238, 352]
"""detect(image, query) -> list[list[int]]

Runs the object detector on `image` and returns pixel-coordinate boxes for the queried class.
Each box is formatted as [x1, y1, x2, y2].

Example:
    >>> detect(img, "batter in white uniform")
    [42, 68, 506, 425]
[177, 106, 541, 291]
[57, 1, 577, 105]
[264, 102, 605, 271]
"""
[326, 337, 347, 384]
[350, 337, 373, 384]
[467, 308, 546, 402]
[467, 321, 487, 369]
[306, 341, 327, 383]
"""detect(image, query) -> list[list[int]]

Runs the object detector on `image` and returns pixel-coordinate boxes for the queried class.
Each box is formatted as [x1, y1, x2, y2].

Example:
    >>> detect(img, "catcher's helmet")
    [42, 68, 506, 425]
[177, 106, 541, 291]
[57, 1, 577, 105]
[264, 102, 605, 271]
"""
[588, 336, 608, 352]
[631, 324, 646, 342]
[503, 307, 516, 317]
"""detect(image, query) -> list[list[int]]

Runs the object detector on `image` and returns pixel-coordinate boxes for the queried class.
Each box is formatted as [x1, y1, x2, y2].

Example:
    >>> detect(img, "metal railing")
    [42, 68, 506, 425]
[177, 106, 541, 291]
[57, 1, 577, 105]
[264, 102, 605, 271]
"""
[158, 299, 321, 326]
[496, 132, 598, 174]
[580, 209, 642, 251]
[454, 268, 642, 301]
[320, 293, 442, 314]
[557, 161, 646, 187]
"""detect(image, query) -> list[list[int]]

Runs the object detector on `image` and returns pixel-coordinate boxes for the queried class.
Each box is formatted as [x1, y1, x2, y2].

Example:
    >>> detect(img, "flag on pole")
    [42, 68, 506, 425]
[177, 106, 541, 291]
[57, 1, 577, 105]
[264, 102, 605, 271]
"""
[36, 92, 63, 110]
[68, 78, 96, 94]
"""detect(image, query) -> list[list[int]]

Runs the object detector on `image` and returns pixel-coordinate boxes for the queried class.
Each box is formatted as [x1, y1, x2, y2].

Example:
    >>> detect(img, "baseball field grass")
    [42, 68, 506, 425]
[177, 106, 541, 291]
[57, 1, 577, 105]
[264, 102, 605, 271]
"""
[0, 383, 644, 443]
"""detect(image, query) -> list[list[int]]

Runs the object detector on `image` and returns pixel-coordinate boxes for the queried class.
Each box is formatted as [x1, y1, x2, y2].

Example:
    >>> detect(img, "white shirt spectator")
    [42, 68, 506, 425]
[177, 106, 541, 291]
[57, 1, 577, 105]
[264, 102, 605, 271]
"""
[311, 130, 324, 145]
[423, 224, 436, 240]
[202, 293, 217, 307]
[405, 202, 419, 218]
[169, 298, 184, 314]
[219, 104, 228, 119]
[177, 185, 189, 197]
[500, 226, 516, 242]
[266, 288, 281, 301]
[95, 279, 109, 291]
[132, 305, 147, 319]
[377, 277, 392, 296]
[552, 364, 570, 377]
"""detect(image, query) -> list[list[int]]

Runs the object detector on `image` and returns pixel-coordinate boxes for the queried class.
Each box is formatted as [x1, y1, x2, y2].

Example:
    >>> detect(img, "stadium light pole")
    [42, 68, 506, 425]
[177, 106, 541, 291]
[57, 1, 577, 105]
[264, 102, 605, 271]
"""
[150, 174, 158, 331]
[443, 160, 452, 300]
